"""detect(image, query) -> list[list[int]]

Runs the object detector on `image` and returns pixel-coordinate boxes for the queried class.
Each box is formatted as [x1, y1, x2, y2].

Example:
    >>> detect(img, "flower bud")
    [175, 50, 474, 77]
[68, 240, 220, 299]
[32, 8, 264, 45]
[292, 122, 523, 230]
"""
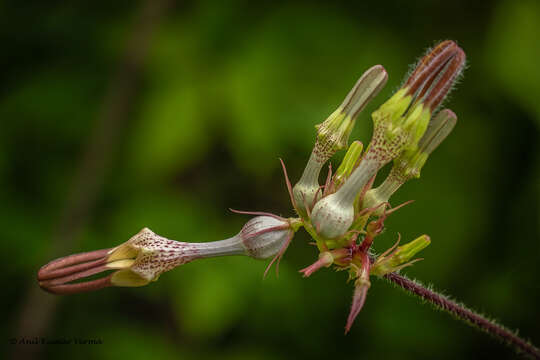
[37, 215, 296, 294]
[368, 41, 464, 165]
[293, 66, 387, 214]
[370, 234, 431, 277]
[362, 109, 457, 214]
[333, 140, 364, 189]
[314, 65, 388, 162]
[345, 252, 371, 334]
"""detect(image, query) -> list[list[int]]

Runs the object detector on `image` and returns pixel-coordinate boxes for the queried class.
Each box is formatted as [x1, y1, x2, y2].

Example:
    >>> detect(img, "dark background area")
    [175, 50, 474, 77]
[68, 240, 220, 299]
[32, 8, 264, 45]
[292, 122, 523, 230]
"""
[1, 0, 539, 359]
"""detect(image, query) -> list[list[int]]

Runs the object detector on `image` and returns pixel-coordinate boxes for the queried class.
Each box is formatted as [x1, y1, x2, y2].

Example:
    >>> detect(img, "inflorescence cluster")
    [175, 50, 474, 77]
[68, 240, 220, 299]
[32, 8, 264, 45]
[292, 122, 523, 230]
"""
[38, 40, 466, 334]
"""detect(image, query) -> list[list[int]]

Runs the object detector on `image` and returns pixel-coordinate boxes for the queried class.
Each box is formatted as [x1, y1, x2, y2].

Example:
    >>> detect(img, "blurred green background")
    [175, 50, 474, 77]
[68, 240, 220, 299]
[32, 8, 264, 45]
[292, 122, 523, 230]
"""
[2, 0, 539, 359]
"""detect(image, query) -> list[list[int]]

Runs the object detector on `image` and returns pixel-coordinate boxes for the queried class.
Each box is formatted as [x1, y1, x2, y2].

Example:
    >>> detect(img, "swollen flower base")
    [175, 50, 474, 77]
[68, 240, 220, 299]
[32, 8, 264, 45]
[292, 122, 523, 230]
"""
[37, 40, 540, 359]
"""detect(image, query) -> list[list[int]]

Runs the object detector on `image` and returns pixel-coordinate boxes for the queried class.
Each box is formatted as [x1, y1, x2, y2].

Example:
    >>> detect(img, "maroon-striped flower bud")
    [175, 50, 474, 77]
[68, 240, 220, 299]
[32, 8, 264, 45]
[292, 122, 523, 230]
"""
[404, 40, 466, 111]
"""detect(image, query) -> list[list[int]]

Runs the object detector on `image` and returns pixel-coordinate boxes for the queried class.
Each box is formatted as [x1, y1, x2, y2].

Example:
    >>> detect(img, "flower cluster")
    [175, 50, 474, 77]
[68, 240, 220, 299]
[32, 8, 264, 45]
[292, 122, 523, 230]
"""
[38, 40, 465, 334]
[295, 40, 465, 332]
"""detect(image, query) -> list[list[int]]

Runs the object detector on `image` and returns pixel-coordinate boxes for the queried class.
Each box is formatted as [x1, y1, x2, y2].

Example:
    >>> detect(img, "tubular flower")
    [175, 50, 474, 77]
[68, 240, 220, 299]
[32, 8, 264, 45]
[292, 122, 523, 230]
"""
[362, 109, 457, 214]
[38, 215, 299, 294]
[293, 65, 387, 214]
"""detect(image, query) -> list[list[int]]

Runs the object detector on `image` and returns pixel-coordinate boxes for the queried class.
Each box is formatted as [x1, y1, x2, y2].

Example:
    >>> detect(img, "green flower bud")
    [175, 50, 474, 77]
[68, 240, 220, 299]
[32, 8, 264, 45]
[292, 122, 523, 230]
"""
[293, 65, 387, 214]
[362, 109, 457, 214]
[367, 40, 465, 166]
[371, 235, 431, 277]
[314, 65, 388, 161]
[333, 140, 364, 189]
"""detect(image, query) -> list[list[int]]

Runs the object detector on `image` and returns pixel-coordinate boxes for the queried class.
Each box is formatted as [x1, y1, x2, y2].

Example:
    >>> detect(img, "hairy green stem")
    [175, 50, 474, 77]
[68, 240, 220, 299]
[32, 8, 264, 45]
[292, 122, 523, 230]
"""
[383, 272, 540, 359]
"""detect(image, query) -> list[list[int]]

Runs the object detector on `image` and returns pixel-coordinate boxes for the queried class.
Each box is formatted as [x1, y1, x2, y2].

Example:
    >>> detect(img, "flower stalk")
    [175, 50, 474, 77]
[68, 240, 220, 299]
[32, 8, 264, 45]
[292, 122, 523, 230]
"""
[384, 271, 540, 359]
